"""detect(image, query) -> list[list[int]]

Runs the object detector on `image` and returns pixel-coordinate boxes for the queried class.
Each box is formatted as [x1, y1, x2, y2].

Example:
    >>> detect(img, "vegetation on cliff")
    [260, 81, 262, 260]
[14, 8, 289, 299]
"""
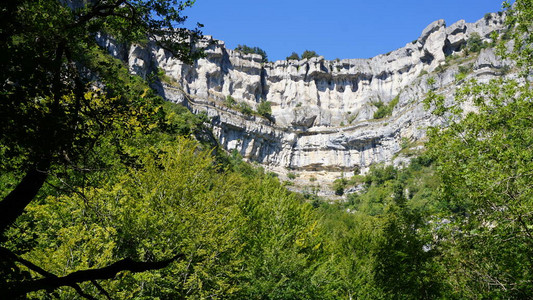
[1, 0, 532, 298]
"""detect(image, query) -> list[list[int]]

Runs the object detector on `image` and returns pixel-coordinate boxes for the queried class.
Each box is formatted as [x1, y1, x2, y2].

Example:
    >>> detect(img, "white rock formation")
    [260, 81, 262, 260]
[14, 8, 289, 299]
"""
[102, 13, 511, 189]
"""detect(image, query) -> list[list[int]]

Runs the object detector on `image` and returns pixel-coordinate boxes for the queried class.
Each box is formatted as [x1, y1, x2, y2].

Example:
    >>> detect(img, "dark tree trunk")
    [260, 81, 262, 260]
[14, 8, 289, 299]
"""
[0, 161, 50, 235]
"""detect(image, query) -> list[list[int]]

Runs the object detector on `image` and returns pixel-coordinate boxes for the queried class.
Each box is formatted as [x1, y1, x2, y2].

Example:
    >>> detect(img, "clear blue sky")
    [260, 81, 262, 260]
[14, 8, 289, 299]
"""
[184, 0, 507, 61]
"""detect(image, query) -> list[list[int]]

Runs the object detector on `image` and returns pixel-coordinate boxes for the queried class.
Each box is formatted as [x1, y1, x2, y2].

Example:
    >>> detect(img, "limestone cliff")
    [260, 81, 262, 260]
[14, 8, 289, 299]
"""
[102, 13, 512, 193]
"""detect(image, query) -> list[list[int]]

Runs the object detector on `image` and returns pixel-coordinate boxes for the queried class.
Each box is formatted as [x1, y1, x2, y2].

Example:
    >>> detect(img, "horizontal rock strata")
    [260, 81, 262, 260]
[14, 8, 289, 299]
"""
[99, 13, 511, 189]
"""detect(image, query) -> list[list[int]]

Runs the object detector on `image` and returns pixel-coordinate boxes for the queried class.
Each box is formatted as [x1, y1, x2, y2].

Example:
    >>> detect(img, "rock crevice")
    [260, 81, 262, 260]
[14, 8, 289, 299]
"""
[103, 13, 510, 183]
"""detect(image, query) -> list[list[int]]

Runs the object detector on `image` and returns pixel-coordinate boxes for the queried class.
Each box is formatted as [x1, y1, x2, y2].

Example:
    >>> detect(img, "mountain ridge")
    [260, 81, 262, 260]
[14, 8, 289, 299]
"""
[98, 11, 512, 196]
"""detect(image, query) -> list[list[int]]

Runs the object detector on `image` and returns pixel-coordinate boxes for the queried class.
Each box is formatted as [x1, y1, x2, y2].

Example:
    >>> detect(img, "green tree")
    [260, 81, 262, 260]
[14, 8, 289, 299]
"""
[425, 1, 533, 297]
[235, 176, 327, 299]
[225, 95, 237, 107]
[2, 138, 244, 298]
[314, 207, 382, 299]
[235, 44, 268, 63]
[502, 0, 533, 74]
[427, 78, 533, 297]
[0, 0, 203, 234]
[2, 134, 332, 298]
[257, 100, 272, 118]
[332, 177, 348, 196]
[371, 95, 399, 119]
[466, 32, 484, 53]
[372, 184, 441, 299]
[0, 0, 204, 296]
[287, 52, 300, 60]
[301, 50, 319, 60]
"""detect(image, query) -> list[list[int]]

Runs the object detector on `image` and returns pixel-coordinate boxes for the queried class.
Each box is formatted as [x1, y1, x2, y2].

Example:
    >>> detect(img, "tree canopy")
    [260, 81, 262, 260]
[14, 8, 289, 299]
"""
[1, 0, 533, 298]
[0, 0, 206, 296]
[0, 0, 203, 233]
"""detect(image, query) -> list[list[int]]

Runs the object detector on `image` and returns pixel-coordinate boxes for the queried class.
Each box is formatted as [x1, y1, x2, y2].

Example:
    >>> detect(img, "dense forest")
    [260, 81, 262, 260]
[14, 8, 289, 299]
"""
[1, 0, 532, 299]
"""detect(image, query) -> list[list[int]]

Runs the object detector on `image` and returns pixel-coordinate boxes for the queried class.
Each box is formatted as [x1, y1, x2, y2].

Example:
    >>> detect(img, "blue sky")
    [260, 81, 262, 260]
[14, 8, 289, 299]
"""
[184, 0, 507, 61]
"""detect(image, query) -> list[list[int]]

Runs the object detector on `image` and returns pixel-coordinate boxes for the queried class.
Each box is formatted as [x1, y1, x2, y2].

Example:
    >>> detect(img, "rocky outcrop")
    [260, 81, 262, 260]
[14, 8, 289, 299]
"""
[105, 13, 511, 190]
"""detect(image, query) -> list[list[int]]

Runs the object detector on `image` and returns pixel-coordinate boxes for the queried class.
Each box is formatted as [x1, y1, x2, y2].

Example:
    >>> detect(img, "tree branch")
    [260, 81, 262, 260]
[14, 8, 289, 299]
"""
[91, 280, 113, 300]
[2, 252, 185, 298]
[71, 284, 98, 300]
[0, 161, 50, 235]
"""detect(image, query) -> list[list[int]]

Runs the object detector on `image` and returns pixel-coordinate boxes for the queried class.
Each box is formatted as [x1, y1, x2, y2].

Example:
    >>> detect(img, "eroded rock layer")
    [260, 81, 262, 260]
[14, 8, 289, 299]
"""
[102, 13, 510, 185]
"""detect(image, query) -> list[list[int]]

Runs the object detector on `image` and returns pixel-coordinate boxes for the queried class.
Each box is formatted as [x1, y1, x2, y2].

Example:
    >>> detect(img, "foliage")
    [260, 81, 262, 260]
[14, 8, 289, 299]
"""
[301, 50, 319, 60]
[314, 207, 382, 299]
[0, 0, 204, 231]
[238, 101, 253, 115]
[400, 137, 410, 150]
[225, 95, 237, 108]
[315, 176, 442, 299]
[426, 78, 533, 297]
[287, 52, 300, 60]
[466, 32, 487, 53]
[332, 177, 348, 196]
[454, 71, 467, 82]
[422, 2, 533, 296]
[2, 0, 533, 298]
[373, 201, 442, 299]
[372, 95, 399, 119]
[0, 0, 207, 295]
[3, 134, 331, 298]
[426, 76, 436, 87]
[235, 44, 268, 63]
[257, 100, 272, 118]
[344, 159, 439, 216]
[502, 0, 533, 74]
[458, 64, 473, 74]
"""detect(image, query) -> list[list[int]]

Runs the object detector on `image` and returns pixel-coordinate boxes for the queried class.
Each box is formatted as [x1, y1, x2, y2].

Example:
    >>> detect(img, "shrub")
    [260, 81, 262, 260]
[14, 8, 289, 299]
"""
[458, 64, 472, 74]
[301, 50, 319, 60]
[435, 64, 447, 73]
[445, 54, 459, 64]
[286, 52, 300, 60]
[467, 32, 485, 53]
[347, 114, 357, 124]
[401, 137, 410, 150]
[426, 77, 436, 87]
[225, 95, 236, 108]
[287, 172, 297, 180]
[332, 177, 348, 196]
[348, 175, 365, 185]
[364, 165, 397, 186]
[238, 102, 253, 115]
[455, 72, 467, 82]
[353, 165, 361, 175]
[257, 100, 272, 117]
[372, 101, 389, 119]
[500, 64, 512, 74]
[235, 44, 268, 63]
[372, 95, 399, 119]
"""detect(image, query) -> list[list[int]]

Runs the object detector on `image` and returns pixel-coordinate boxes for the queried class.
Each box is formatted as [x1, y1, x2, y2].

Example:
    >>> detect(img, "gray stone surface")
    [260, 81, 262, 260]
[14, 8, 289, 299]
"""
[109, 13, 511, 192]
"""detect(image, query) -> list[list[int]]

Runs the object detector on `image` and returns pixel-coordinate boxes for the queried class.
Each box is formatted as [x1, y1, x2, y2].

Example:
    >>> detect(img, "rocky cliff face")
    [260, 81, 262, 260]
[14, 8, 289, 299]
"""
[103, 13, 511, 193]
